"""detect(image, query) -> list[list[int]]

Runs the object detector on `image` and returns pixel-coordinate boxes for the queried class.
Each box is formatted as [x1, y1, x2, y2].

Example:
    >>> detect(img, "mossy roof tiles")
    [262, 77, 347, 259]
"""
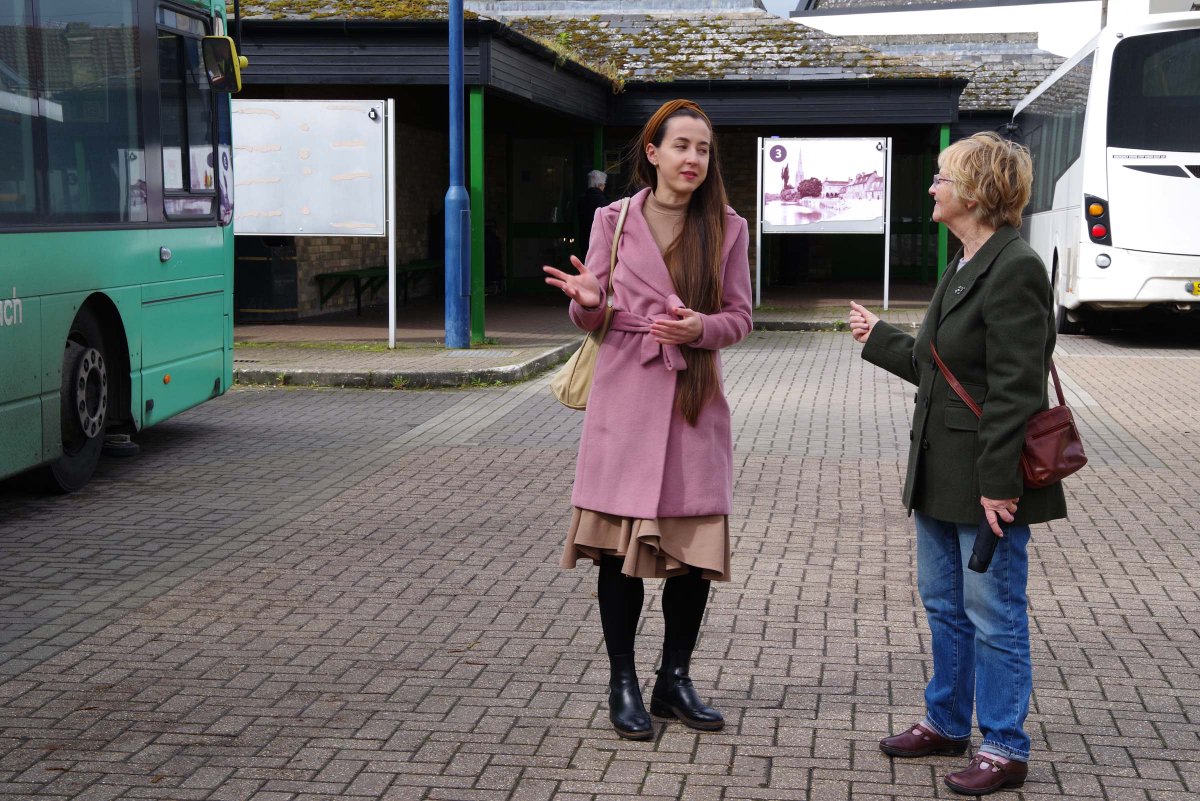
[498, 11, 952, 81]
[236, 1, 457, 20]
[848, 33, 1065, 110]
[237, 4, 974, 94]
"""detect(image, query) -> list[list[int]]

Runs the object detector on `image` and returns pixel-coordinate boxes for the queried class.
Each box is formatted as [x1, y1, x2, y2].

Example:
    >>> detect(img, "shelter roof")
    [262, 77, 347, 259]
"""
[238, 3, 956, 85]
[847, 32, 1064, 110]
[495, 10, 954, 82]
[235, 1, 465, 21]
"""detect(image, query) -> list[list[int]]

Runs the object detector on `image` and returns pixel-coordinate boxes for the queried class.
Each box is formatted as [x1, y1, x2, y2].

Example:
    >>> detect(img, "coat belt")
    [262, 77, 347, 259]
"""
[610, 294, 688, 372]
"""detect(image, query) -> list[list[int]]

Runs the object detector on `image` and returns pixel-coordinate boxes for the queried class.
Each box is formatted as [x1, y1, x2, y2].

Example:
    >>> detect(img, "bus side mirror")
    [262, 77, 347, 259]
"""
[202, 36, 248, 94]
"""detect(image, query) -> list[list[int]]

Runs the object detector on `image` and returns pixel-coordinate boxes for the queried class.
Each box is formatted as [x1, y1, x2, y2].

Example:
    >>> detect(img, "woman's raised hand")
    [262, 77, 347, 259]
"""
[544, 255, 602, 309]
[848, 300, 880, 344]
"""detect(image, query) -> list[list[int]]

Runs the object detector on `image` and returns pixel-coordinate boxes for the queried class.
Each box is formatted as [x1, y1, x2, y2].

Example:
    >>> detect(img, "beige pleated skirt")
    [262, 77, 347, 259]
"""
[561, 507, 731, 581]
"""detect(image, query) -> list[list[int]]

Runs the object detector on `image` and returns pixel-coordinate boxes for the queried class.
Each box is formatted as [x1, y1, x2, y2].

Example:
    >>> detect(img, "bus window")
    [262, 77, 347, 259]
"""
[158, 10, 216, 219]
[0, 0, 37, 222]
[1108, 29, 1200, 153]
[1, 0, 146, 224]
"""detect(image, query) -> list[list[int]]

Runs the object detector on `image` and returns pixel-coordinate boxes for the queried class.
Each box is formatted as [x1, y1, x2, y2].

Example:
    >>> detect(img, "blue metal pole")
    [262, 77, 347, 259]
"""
[444, 0, 471, 349]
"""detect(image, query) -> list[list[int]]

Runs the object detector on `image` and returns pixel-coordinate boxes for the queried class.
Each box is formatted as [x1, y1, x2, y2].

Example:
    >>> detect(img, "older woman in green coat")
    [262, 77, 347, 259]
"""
[849, 132, 1067, 797]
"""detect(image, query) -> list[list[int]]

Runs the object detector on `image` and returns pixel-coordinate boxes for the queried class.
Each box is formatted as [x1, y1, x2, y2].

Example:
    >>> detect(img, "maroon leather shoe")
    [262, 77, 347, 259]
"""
[879, 722, 970, 758]
[944, 753, 1028, 795]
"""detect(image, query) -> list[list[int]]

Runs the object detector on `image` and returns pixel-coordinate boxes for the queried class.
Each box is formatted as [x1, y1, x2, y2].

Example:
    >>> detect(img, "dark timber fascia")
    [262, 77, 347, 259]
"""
[610, 77, 967, 126]
[239, 18, 611, 123]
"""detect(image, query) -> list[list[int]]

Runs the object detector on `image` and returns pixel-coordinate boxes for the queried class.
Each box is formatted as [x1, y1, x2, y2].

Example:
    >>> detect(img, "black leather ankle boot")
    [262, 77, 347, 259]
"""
[608, 653, 652, 740]
[650, 648, 724, 731]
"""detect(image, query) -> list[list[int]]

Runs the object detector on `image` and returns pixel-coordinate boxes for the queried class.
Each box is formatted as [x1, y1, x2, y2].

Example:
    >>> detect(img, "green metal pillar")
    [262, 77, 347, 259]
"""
[937, 124, 950, 279]
[469, 86, 485, 343]
[921, 148, 932, 283]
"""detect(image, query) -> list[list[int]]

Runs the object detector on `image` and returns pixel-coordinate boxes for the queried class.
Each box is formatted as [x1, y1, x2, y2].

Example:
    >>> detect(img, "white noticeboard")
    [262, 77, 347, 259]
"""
[231, 99, 387, 237]
[755, 136, 894, 309]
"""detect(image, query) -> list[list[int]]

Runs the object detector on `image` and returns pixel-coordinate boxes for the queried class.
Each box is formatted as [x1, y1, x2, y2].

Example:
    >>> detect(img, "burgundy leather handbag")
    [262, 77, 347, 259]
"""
[930, 343, 1087, 489]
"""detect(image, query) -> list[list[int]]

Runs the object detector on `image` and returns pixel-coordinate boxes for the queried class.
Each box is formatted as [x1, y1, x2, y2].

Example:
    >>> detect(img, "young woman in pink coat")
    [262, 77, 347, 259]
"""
[543, 99, 753, 740]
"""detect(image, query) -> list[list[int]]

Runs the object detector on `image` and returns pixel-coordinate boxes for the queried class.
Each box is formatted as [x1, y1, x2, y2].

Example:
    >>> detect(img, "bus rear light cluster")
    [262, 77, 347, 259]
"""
[1085, 195, 1112, 246]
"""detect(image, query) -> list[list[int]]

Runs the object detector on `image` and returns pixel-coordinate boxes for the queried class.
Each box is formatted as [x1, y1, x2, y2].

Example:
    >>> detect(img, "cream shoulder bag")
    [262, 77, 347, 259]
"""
[550, 197, 631, 410]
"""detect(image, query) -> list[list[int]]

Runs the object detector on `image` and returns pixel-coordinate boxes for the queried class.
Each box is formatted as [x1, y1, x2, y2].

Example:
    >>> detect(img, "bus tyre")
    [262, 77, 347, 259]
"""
[45, 309, 109, 493]
[1055, 303, 1081, 335]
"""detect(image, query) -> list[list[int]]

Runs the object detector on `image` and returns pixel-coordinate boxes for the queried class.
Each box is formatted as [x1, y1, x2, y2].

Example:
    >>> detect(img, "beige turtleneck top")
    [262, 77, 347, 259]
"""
[643, 191, 688, 257]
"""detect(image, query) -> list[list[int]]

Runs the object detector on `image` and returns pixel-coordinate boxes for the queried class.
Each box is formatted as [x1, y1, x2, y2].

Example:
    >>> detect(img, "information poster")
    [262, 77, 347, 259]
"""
[760, 138, 887, 234]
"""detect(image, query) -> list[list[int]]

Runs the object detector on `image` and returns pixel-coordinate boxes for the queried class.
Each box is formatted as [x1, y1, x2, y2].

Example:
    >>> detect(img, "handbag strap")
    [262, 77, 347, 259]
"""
[930, 342, 1066, 420]
[597, 197, 631, 339]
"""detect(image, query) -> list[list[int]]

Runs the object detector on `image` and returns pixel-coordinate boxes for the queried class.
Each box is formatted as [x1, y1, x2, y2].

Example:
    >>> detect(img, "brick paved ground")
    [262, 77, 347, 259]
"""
[2, 328, 1198, 801]
[230, 287, 926, 388]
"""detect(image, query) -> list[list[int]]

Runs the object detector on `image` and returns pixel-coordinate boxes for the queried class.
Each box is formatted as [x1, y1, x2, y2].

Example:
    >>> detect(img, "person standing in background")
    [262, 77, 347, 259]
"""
[578, 170, 609, 256]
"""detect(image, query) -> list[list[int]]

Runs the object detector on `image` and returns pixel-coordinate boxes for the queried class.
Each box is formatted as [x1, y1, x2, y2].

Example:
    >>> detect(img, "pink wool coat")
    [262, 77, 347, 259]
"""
[569, 188, 753, 519]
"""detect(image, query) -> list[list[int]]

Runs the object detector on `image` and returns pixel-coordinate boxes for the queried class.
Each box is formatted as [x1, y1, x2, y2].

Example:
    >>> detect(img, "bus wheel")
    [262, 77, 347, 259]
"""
[1055, 302, 1081, 335]
[45, 309, 109, 493]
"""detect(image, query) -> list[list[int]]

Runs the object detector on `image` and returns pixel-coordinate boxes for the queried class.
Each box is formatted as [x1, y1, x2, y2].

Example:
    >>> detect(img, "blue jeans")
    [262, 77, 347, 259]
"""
[915, 511, 1032, 762]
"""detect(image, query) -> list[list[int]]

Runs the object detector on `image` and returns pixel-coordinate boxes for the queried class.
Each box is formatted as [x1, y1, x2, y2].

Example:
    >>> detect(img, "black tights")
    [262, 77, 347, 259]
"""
[597, 555, 711, 658]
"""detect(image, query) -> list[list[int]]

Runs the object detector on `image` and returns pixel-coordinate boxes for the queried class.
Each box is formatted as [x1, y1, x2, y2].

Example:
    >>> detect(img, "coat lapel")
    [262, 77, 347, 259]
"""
[620, 188, 680, 299]
[925, 247, 963, 328]
[938, 227, 1020, 324]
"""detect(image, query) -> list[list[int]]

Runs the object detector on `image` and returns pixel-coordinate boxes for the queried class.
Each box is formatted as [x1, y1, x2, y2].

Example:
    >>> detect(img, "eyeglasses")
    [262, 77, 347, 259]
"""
[932, 174, 955, 186]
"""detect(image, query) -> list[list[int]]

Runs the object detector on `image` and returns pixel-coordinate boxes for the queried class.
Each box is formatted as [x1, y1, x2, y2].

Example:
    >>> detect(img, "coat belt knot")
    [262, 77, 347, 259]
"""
[611, 294, 688, 372]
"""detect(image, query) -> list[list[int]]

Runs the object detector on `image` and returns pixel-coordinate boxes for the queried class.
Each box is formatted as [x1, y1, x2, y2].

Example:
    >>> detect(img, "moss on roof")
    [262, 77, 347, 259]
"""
[848, 34, 1066, 111]
[235, 4, 954, 90]
[504, 11, 954, 83]
[235, 1, 472, 21]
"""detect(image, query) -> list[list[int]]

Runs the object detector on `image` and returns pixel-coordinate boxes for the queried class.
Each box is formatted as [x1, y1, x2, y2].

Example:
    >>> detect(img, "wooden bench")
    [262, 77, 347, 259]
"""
[314, 260, 440, 315]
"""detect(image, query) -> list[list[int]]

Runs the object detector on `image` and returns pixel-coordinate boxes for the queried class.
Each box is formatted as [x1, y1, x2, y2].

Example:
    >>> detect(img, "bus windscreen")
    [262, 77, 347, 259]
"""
[1107, 29, 1200, 153]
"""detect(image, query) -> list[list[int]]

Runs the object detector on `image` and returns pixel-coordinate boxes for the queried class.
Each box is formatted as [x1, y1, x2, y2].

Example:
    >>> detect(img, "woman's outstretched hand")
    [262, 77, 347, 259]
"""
[848, 300, 879, 344]
[544, 255, 602, 309]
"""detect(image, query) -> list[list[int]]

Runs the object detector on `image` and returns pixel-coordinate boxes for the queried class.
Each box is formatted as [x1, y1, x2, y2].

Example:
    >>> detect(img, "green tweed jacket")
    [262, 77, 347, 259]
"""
[862, 226, 1068, 526]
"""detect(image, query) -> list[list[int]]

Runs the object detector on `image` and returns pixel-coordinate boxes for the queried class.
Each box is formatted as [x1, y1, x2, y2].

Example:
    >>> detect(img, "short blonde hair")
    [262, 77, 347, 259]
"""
[938, 131, 1033, 229]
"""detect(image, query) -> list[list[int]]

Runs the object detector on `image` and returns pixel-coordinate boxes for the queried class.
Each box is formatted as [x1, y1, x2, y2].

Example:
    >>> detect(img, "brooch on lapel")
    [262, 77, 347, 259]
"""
[953, 286, 966, 295]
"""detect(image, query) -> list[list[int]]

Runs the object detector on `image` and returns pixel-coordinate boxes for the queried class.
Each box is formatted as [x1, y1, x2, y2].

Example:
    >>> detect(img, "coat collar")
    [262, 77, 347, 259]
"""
[622, 187, 680, 299]
[938, 226, 1020, 324]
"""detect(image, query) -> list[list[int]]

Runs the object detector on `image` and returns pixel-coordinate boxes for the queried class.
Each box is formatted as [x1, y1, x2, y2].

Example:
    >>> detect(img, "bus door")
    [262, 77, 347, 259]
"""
[142, 5, 229, 426]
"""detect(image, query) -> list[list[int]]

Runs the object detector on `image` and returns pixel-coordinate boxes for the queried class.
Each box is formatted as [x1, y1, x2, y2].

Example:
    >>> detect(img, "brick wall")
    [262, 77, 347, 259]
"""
[719, 129, 760, 289]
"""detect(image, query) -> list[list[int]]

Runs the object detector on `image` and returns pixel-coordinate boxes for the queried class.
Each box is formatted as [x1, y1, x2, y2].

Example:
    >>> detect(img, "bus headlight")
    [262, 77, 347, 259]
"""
[1096, 254, 1112, 268]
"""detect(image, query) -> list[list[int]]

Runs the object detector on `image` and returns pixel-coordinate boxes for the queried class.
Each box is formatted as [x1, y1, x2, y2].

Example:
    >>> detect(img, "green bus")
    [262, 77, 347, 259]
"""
[1, 0, 244, 491]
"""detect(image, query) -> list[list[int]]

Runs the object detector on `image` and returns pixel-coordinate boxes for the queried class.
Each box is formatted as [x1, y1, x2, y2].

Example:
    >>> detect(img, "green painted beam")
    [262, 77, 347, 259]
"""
[922, 148, 932, 283]
[469, 86, 485, 344]
[937, 124, 950, 278]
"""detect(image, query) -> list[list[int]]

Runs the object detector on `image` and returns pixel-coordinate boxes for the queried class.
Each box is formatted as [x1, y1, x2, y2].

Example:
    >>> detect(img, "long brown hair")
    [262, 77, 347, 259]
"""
[630, 99, 728, 425]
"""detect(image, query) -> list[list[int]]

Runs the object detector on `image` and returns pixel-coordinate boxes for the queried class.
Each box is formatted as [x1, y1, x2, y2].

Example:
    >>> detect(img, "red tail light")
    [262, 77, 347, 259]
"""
[1085, 195, 1112, 245]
